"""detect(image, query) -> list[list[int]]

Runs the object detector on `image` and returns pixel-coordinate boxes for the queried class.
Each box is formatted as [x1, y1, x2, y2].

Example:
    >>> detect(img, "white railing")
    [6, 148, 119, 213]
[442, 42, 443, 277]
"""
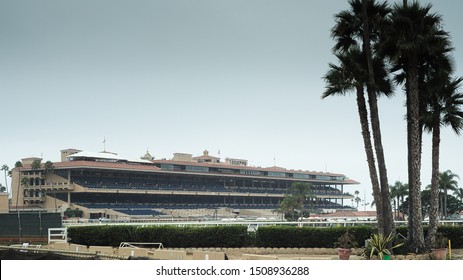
[62, 219, 463, 228]
[119, 242, 164, 250]
[48, 228, 68, 244]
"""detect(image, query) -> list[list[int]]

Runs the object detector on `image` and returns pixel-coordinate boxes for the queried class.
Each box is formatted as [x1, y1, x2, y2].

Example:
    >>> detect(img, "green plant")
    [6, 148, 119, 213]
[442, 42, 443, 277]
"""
[433, 232, 448, 249]
[368, 233, 403, 260]
[335, 230, 358, 249]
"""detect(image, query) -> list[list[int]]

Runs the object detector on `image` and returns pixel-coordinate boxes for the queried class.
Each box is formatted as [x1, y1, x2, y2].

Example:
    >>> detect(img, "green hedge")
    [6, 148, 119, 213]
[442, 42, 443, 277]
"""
[136, 225, 247, 248]
[395, 225, 463, 248]
[68, 225, 248, 248]
[256, 226, 373, 248]
[67, 224, 463, 248]
[434, 225, 463, 248]
[68, 225, 138, 247]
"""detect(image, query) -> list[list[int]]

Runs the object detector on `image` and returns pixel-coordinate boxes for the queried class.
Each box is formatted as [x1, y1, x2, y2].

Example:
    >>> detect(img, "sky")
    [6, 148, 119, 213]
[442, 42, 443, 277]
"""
[1, 0, 462, 209]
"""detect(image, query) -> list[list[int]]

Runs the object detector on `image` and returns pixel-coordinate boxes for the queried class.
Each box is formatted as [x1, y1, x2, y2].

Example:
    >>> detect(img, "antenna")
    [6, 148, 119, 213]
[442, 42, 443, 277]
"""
[103, 137, 106, 152]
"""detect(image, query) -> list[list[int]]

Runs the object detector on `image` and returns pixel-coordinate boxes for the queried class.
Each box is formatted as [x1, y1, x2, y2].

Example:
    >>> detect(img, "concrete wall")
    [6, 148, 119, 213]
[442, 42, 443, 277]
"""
[0, 193, 9, 214]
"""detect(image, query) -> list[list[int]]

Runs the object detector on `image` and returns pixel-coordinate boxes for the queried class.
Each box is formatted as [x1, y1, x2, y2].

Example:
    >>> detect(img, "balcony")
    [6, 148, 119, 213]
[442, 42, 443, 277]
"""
[24, 182, 74, 191]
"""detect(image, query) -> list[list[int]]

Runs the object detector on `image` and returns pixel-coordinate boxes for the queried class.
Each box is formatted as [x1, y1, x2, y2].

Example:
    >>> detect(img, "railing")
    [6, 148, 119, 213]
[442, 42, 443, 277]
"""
[62, 218, 463, 228]
[119, 242, 164, 250]
[25, 182, 74, 191]
[48, 228, 68, 244]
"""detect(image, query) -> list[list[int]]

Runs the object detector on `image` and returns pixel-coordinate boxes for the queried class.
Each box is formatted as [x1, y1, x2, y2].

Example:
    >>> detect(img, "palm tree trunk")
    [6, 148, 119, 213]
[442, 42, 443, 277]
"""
[367, 91, 394, 235]
[3, 169, 8, 195]
[407, 58, 426, 252]
[16, 167, 22, 242]
[444, 187, 448, 218]
[426, 121, 440, 249]
[397, 195, 400, 219]
[356, 86, 383, 231]
[362, 0, 393, 236]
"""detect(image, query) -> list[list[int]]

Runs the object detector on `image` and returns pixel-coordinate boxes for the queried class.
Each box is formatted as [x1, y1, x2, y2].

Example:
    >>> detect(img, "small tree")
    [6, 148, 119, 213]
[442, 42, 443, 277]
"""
[277, 182, 313, 221]
[64, 208, 83, 218]
[1, 164, 9, 194]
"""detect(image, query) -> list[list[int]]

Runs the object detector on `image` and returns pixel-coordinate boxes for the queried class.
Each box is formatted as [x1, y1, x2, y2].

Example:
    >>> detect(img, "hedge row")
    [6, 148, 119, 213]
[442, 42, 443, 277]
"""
[67, 225, 248, 248]
[255, 226, 373, 248]
[257, 225, 463, 249]
[395, 225, 463, 248]
[67, 225, 463, 248]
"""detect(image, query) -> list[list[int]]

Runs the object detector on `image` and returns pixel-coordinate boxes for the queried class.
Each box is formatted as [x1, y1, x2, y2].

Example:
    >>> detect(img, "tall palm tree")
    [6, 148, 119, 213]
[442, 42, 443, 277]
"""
[277, 183, 313, 220]
[423, 73, 463, 248]
[454, 188, 463, 201]
[277, 196, 298, 221]
[14, 161, 24, 242]
[327, 0, 393, 235]
[380, 0, 449, 253]
[389, 181, 408, 220]
[361, 0, 395, 238]
[30, 159, 42, 203]
[1, 164, 9, 194]
[287, 182, 314, 215]
[354, 190, 361, 208]
[439, 170, 460, 218]
[44, 161, 56, 210]
[323, 48, 383, 230]
[31, 159, 42, 175]
[14, 161, 23, 209]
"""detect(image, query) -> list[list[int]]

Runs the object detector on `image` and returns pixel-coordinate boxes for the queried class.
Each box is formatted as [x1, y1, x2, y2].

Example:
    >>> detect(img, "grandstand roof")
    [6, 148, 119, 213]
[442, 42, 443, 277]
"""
[67, 151, 126, 161]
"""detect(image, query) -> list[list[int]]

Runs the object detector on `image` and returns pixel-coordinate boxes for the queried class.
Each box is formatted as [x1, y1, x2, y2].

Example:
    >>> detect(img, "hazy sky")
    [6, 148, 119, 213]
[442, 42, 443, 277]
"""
[1, 0, 462, 207]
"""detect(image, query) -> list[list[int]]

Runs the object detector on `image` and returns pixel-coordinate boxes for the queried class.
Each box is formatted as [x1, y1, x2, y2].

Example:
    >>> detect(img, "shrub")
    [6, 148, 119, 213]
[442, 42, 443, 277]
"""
[256, 226, 372, 248]
[68, 225, 248, 248]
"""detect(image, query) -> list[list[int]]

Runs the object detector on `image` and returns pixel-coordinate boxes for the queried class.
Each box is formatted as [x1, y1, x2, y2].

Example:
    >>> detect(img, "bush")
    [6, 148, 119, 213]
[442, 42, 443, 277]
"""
[68, 225, 248, 248]
[66, 224, 463, 249]
[256, 226, 373, 248]
[68, 225, 137, 247]
[437, 225, 463, 248]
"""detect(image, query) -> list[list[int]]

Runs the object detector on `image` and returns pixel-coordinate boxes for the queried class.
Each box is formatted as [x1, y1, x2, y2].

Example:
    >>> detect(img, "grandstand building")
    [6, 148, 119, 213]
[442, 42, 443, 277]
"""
[10, 149, 359, 219]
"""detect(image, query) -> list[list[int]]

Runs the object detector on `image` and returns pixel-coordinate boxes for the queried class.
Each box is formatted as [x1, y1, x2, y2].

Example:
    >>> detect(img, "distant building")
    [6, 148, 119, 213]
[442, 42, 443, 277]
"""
[225, 157, 248, 166]
[193, 150, 220, 164]
[10, 148, 358, 219]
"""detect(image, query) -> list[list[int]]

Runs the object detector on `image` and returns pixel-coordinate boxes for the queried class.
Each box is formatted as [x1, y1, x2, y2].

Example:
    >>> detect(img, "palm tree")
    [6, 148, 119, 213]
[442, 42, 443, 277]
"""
[44, 161, 56, 210]
[15, 161, 24, 242]
[1, 164, 9, 194]
[277, 196, 299, 221]
[277, 182, 314, 220]
[439, 170, 460, 218]
[354, 190, 361, 208]
[14, 161, 23, 209]
[327, 0, 394, 236]
[423, 73, 463, 248]
[30, 159, 43, 203]
[454, 188, 463, 202]
[286, 182, 314, 216]
[389, 181, 408, 220]
[360, 0, 395, 238]
[324, 48, 385, 233]
[380, 0, 449, 253]
[31, 159, 42, 175]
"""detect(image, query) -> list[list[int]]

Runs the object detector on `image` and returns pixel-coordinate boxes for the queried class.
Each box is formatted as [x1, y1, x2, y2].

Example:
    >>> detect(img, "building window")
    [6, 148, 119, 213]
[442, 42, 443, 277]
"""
[268, 172, 285, 177]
